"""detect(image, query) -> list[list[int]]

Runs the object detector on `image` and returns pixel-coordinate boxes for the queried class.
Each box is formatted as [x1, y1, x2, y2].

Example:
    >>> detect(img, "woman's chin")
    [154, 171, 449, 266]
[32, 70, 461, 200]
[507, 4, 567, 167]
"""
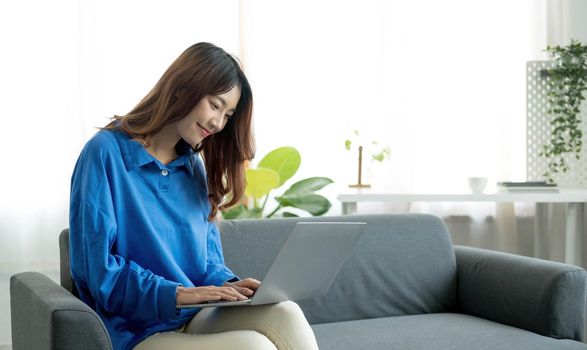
[182, 137, 201, 149]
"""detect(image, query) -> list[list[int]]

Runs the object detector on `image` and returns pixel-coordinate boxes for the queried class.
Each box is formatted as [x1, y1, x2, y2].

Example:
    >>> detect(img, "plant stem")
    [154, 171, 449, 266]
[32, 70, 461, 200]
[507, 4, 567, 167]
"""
[266, 205, 282, 218]
[260, 191, 270, 213]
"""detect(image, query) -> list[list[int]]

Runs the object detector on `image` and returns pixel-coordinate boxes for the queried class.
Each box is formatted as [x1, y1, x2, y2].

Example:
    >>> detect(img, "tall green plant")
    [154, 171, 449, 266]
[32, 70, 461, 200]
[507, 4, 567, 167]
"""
[222, 146, 333, 219]
[540, 40, 587, 183]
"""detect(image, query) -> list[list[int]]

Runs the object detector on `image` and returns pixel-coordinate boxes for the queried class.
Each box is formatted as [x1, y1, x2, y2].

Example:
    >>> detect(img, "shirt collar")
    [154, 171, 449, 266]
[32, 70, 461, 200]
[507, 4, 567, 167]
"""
[171, 140, 196, 177]
[165, 152, 196, 177]
[114, 130, 196, 177]
[115, 131, 153, 171]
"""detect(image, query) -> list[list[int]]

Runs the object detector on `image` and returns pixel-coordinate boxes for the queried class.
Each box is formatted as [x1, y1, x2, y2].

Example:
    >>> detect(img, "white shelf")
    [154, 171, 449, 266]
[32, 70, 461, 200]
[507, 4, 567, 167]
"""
[337, 188, 587, 204]
[337, 188, 587, 266]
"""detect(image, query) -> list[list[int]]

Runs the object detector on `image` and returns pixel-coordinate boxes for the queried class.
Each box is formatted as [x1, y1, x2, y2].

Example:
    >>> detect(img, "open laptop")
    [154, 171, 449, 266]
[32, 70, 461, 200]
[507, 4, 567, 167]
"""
[177, 222, 366, 308]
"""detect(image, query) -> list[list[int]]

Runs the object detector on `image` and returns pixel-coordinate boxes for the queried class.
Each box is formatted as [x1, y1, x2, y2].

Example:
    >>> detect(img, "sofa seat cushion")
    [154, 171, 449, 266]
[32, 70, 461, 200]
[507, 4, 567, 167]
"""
[312, 313, 587, 350]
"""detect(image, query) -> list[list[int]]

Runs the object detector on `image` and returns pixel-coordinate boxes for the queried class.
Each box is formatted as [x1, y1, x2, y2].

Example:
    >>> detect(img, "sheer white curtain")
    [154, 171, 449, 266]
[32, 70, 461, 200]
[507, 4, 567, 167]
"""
[242, 0, 545, 221]
[0, 0, 80, 273]
[0, 0, 239, 275]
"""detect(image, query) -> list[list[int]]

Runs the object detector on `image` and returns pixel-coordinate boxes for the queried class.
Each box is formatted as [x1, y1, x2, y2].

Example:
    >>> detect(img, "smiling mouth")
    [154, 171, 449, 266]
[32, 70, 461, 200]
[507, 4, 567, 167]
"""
[197, 123, 211, 136]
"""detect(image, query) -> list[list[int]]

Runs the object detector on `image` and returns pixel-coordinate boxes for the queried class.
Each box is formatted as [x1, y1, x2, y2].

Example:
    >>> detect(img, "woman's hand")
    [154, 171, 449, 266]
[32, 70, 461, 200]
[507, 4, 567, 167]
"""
[223, 278, 261, 298]
[176, 285, 250, 305]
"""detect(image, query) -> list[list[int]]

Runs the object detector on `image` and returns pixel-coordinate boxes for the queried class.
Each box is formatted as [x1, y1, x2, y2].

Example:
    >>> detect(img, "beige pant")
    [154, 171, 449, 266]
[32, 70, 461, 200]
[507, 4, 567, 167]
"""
[134, 301, 319, 350]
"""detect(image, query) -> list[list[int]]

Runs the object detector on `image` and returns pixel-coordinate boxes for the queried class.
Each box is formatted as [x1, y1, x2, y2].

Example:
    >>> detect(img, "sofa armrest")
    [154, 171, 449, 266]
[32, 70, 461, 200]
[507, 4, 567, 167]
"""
[10, 271, 112, 350]
[455, 245, 586, 341]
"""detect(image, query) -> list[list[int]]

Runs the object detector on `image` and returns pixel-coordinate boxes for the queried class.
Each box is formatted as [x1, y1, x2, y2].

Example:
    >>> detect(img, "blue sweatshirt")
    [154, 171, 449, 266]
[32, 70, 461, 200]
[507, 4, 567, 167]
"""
[69, 129, 237, 350]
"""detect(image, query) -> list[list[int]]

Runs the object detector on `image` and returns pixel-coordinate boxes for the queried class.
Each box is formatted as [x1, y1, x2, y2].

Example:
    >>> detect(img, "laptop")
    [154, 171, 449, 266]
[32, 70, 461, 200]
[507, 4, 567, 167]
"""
[177, 221, 366, 308]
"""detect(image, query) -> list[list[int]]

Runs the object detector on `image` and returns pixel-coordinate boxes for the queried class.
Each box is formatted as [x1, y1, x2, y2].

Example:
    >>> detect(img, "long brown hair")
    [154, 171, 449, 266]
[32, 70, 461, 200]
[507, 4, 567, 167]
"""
[105, 42, 254, 221]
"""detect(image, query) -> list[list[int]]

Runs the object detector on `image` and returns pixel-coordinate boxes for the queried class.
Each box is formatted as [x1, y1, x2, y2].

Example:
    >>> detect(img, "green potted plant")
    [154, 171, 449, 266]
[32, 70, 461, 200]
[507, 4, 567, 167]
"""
[345, 130, 391, 188]
[540, 40, 587, 183]
[222, 146, 333, 219]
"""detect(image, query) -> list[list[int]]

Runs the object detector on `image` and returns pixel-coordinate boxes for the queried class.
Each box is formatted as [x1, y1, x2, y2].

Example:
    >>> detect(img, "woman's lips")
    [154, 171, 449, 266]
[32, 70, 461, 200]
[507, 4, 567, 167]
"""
[197, 123, 211, 137]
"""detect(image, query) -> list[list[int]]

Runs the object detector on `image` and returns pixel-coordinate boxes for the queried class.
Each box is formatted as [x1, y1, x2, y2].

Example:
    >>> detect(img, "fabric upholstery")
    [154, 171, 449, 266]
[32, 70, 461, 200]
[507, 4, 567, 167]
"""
[11, 214, 587, 350]
[220, 214, 458, 324]
[10, 271, 112, 350]
[455, 245, 587, 341]
[312, 313, 587, 350]
[59, 229, 77, 296]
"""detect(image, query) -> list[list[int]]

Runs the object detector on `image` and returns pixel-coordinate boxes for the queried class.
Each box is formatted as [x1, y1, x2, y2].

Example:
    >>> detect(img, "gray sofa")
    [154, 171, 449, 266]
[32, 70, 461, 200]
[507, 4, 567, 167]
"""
[10, 214, 587, 349]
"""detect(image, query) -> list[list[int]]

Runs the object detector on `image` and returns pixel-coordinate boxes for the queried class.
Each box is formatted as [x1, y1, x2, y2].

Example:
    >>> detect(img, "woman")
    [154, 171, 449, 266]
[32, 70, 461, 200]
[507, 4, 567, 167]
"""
[69, 42, 319, 350]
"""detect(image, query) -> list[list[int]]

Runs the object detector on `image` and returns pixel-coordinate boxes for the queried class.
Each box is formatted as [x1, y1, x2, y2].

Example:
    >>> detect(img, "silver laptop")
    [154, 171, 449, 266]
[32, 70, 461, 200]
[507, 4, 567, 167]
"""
[177, 222, 366, 308]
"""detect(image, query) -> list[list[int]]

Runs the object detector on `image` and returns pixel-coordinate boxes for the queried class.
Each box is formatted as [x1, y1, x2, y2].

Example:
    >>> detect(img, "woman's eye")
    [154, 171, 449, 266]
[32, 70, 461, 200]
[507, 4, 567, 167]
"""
[224, 114, 232, 120]
[210, 102, 219, 110]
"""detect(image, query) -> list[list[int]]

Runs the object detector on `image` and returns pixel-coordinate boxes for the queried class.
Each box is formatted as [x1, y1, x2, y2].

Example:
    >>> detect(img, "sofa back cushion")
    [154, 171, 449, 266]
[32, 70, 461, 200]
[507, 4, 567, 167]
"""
[219, 214, 457, 324]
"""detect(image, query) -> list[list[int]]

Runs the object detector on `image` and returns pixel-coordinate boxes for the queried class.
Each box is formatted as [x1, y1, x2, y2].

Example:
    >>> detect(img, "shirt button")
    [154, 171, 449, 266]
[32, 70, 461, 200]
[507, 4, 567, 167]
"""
[161, 169, 169, 176]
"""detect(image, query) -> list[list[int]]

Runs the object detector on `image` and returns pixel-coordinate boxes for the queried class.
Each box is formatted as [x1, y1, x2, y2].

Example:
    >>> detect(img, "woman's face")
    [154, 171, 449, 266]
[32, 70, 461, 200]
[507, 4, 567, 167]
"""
[177, 85, 241, 148]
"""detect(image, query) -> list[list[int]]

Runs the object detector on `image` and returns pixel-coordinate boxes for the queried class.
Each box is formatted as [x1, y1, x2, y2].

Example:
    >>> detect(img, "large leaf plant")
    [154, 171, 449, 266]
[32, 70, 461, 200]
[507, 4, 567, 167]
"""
[222, 146, 333, 219]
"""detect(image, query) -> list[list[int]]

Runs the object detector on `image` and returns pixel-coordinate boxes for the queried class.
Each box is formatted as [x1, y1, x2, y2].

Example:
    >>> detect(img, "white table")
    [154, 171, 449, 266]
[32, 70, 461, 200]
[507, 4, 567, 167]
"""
[338, 189, 587, 266]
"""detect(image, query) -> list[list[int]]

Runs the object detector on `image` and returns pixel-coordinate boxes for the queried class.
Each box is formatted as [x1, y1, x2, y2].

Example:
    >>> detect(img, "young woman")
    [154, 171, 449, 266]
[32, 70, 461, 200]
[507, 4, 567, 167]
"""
[69, 42, 319, 350]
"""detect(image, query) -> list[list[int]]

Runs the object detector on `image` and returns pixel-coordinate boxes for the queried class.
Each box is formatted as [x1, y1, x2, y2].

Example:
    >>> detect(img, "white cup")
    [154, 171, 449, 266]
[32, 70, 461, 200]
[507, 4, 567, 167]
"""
[468, 177, 488, 194]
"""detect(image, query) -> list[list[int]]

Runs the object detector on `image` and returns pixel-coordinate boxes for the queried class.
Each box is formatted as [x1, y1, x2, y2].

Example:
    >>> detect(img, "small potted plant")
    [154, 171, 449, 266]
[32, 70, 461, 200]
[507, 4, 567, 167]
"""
[345, 130, 391, 188]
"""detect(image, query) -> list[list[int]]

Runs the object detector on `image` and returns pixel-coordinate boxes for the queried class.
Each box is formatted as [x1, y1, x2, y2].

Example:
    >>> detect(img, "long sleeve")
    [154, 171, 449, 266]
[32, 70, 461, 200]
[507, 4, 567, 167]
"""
[70, 201, 180, 326]
[202, 222, 238, 286]
[69, 134, 181, 327]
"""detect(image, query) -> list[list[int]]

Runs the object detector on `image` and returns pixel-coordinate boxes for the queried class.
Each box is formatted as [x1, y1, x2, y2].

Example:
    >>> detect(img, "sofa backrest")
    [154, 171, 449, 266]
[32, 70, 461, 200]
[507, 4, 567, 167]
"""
[59, 229, 79, 297]
[219, 213, 458, 324]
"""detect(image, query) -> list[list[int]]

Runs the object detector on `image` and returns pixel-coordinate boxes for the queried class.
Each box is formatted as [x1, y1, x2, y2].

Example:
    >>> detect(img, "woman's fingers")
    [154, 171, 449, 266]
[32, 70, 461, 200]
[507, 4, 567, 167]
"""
[224, 278, 261, 297]
[199, 286, 246, 302]
[177, 285, 249, 305]
[238, 278, 261, 290]
[231, 285, 255, 296]
[216, 286, 249, 301]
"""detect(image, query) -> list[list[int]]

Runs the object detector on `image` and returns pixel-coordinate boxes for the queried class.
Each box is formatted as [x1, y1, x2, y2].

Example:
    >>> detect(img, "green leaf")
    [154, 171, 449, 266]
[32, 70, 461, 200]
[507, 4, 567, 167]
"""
[371, 147, 391, 162]
[245, 168, 280, 200]
[345, 140, 352, 150]
[244, 208, 264, 218]
[282, 177, 334, 197]
[258, 147, 301, 186]
[282, 212, 299, 217]
[541, 40, 587, 181]
[222, 205, 246, 219]
[275, 193, 332, 216]
[372, 153, 385, 162]
[222, 205, 263, 219]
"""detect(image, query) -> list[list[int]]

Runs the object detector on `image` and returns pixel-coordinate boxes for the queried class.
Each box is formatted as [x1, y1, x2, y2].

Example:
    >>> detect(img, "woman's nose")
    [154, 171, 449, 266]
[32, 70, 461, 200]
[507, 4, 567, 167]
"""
[208, 114, 223, 133]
